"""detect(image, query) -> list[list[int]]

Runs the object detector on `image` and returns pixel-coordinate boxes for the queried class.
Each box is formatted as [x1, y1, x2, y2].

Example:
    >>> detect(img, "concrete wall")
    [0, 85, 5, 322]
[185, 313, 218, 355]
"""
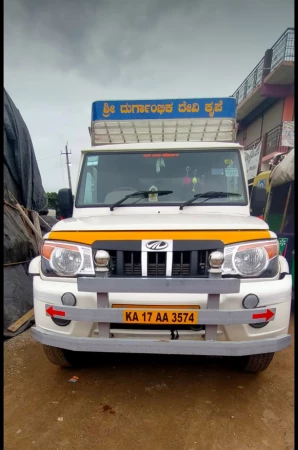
[238, 99, 284, 148]
[245, 116, 262, 146]
[237, 130, 244, 145]
[262, 100, 283, 134]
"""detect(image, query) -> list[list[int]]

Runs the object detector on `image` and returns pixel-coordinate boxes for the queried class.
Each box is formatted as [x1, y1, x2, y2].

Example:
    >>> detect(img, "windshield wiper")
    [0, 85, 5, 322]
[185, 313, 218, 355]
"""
[110, 190, 173, 211]
[179, 191, 242, 210]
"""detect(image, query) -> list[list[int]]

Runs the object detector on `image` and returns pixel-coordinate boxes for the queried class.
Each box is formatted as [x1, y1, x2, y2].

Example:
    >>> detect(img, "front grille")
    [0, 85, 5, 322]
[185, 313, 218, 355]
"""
[172, 251, 191, 276]
[103, 250, 211, 278]
[172, 251, 210, 277]
[148, 252, 166, 276]
[124, 251, 141, 276]
[198, 250, 211, 276]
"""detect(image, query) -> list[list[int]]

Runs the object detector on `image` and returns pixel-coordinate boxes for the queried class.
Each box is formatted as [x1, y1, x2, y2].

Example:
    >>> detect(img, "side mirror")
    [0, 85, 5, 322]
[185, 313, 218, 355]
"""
[58, 188, 73, 219]
[250, 185, 267, 217]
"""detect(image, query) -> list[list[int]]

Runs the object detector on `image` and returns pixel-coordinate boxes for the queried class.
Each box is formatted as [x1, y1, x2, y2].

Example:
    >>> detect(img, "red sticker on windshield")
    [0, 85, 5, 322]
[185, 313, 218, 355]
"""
[143, 153, 179, 158]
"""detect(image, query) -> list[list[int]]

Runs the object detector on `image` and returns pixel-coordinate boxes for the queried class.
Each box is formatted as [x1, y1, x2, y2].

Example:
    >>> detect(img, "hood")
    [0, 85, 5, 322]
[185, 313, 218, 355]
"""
[52, 212, 268, 232]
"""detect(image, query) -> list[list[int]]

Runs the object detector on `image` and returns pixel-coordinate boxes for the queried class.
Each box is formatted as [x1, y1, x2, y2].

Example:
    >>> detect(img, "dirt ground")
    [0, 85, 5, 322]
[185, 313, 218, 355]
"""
[4, 316, 294, 450]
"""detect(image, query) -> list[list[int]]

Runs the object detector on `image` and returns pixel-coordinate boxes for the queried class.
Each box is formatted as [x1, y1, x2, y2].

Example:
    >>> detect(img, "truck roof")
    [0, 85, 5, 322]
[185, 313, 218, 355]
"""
[82, 141, 243, 153]
[90, 98, 237, 145]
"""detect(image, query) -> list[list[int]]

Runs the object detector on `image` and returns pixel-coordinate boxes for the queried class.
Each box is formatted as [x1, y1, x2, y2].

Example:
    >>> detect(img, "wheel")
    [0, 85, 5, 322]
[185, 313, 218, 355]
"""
[239, 352, 275, 373]
[43, 345, 73, 367]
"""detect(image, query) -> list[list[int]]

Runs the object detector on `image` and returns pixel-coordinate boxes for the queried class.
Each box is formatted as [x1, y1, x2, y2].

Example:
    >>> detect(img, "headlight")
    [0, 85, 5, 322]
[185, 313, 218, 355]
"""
[222, 240, 279, 278]
[41, 241, 95, 277]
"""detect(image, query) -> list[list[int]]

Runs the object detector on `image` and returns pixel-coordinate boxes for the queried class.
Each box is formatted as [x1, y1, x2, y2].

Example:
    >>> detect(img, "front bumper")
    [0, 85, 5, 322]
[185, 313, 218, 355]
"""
[31, 327, 291, 356]
[32, 273, 292, 355]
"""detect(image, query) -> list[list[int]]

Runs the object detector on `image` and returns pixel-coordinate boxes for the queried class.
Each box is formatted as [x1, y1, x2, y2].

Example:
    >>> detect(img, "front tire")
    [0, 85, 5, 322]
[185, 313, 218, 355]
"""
[43, 345, 73, 367]
[239, 352, 275, 373]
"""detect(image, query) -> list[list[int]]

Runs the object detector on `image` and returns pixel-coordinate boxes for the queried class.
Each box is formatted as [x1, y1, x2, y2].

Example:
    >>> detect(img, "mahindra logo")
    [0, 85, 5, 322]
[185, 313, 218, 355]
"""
[146, 241, 168, 250]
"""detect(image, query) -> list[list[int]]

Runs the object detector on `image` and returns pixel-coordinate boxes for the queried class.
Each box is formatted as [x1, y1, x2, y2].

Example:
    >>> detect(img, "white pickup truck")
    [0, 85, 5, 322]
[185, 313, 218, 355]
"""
[29, 98, 292, 372]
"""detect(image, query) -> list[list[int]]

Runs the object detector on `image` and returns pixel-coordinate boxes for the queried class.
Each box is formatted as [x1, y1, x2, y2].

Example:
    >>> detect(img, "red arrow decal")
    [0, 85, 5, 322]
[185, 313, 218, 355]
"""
[252, 309, 275, 321]
[46, 306, 66, 318]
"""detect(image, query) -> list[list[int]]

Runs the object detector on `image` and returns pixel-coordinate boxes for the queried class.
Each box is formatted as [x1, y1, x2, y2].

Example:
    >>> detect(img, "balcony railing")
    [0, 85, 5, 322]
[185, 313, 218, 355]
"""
[232, 59, 264, 106]
[265, 125, 281, 155]
[264, 124, 289, 156]
[232, 28, 294, 106]
[244, 125, 289, 157]
[245, 137, 261, 151]
[271, 28, 295, 70]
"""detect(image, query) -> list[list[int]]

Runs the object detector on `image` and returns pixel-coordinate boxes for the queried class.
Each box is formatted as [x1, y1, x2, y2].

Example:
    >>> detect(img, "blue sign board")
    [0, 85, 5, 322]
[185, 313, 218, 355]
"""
[92, 98, 237, 122]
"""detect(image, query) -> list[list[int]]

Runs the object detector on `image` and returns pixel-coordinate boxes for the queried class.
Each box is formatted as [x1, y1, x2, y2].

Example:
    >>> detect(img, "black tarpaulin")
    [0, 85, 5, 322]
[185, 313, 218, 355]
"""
[3, 88, 51, 336]
[3, 88, 47, 211]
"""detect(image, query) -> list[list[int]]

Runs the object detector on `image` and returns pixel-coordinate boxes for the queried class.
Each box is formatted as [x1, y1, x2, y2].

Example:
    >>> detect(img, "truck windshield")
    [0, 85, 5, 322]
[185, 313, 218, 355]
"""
[76, 149, 247, 207]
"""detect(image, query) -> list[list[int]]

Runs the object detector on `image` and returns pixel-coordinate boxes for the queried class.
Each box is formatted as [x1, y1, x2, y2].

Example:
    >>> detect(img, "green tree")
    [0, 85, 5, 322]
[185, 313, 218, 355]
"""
[46, 192, 58, 210]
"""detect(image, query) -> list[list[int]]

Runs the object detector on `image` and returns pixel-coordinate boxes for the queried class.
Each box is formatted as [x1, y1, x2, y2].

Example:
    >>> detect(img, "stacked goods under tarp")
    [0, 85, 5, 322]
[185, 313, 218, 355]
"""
[3, 88, 56, 337]
[270, 148, 294, 187]
[267, 149, 295, 292]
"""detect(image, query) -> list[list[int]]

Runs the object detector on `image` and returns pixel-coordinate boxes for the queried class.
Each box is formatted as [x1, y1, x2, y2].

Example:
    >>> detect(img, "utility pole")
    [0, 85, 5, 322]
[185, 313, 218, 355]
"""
[61, 143, 72, 191]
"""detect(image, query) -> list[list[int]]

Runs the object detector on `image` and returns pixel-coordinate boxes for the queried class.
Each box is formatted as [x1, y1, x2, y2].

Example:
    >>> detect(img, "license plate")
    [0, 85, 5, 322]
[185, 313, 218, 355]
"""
[123, 309, 198, 325]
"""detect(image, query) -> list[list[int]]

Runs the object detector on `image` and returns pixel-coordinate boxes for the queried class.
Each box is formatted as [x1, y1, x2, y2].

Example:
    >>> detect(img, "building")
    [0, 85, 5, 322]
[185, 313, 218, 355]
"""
[232, 28, 294, 179]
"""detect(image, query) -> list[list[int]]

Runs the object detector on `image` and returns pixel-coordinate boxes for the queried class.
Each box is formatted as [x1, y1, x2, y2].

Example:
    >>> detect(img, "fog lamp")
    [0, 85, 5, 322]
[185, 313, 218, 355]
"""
[242, 294, 259, 309]
[61, 292, 77, 306]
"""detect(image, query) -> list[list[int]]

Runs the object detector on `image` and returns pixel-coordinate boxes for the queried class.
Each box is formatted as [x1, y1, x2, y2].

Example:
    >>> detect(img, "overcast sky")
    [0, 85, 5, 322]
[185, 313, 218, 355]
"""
[4, 0, 294, 193]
